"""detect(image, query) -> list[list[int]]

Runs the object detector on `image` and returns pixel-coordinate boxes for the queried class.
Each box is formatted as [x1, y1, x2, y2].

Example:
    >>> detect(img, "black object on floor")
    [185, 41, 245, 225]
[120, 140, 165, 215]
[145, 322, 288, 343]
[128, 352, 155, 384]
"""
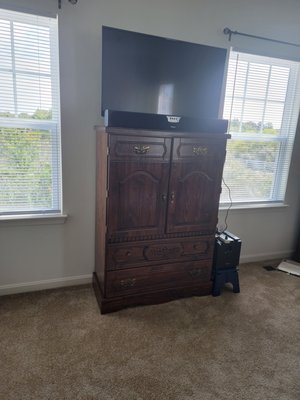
[213, 267, 240, 296]
[212, 231, 242, 296]
[263, 265, 277, 271]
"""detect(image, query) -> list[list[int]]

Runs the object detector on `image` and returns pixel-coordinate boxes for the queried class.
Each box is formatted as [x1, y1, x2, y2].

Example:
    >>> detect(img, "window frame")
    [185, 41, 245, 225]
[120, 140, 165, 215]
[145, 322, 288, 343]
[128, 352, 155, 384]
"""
[0, 8, 62, 217]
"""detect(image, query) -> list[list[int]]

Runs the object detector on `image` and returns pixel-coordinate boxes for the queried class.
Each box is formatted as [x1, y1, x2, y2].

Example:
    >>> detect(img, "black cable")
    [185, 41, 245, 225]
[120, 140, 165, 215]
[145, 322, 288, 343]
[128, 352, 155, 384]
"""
[219, 177, 233, 234]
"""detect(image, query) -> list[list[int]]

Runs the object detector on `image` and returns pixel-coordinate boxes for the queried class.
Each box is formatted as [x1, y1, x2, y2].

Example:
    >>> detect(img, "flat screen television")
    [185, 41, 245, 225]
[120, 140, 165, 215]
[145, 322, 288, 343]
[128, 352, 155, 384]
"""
[101, 26, 227, 120]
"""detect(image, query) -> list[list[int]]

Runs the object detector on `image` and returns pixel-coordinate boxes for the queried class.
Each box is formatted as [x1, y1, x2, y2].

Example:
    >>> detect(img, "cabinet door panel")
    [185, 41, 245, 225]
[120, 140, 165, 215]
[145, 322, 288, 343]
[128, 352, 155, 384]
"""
[167, 138, 226, 234]
[107, 161, 170, 240]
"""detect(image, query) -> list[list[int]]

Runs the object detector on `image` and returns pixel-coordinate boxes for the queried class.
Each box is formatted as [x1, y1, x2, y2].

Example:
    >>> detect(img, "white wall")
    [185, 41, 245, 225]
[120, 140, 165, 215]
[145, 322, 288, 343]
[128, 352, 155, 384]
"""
[1, 0, 300, 293]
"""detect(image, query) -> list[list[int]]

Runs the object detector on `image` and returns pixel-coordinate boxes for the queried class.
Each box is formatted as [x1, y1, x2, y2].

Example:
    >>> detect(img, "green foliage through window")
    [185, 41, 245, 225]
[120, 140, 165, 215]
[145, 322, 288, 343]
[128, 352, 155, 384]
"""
[0, 120, 53, 212]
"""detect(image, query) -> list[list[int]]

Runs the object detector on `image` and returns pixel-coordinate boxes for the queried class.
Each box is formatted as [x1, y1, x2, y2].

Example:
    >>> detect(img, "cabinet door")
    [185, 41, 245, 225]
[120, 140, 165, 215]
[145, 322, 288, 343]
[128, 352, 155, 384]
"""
[107, 135, 171, 240]
[166, 137, 226, 234]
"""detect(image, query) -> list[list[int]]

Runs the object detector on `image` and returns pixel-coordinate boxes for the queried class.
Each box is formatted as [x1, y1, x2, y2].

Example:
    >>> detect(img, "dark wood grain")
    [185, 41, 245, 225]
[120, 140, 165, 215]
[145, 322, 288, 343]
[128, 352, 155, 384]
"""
[166, 138, 226, 234]
[94, 126, 229, 313]
[105, 260, 212, 297]
[95, 127, 108, 293]
[93, 272, 212, 314]
[106, 235, 214, 270]
[107, 160, 170, 239]
[109, 135, 171, 162]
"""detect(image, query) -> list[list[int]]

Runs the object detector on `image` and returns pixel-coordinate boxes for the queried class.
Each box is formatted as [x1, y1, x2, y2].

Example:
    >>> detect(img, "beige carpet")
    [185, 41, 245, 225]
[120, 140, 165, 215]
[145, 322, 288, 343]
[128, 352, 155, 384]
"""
[0, 261, 299, 400]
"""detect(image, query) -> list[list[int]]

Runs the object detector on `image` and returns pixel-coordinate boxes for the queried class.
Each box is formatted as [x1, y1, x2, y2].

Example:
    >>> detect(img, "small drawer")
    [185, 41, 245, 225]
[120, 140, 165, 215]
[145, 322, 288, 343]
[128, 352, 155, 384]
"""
[107, 245, 145, 267]
[173, 137, 225, 161]
[109, 135, 171, 162]
[106, 236, 214, 270]
[105, 260, 212, 297]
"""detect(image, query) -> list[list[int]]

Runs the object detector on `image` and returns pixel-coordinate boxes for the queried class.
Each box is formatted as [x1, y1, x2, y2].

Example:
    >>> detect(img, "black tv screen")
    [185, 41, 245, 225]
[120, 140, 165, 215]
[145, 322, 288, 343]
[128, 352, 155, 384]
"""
[101, 26, 227, 119]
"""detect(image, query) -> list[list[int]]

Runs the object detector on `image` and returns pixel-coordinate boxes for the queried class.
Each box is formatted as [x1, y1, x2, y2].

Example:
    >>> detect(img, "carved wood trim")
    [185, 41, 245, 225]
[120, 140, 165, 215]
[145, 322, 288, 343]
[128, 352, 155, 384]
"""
[143, 243, 184, 261]
[107, 230, 214, 244]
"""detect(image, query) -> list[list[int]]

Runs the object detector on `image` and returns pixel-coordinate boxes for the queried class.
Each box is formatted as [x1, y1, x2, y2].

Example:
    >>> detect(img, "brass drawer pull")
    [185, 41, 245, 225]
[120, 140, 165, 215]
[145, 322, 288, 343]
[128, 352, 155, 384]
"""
[133, 145, 150, 155]
[193, 146, 208, 156]
[189, 268, 202, 278]
[170, 191, 175, 204]
[120, 278, 136, 288]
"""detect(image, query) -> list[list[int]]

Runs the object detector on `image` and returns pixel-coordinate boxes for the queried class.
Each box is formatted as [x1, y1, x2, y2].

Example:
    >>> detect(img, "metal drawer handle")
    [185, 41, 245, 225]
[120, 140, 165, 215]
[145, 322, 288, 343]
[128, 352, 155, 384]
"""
[120, 278, 136, 288]
[170, 191, 175, 204]
[133, 145, 150, 155]
[193, 146, 208, 156]
[189, 268, 202, 278]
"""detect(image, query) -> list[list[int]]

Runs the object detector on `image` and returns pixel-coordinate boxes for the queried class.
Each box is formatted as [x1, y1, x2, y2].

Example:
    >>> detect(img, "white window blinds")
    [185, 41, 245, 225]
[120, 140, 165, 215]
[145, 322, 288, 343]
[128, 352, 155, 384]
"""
[0, 8, 61, 215]
[221, 51, 300, 205]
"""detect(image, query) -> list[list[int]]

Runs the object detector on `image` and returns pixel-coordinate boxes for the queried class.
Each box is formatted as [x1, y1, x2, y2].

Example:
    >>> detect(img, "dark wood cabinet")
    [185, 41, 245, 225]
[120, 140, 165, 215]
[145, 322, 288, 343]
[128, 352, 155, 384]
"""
[93, 126, 229, 313]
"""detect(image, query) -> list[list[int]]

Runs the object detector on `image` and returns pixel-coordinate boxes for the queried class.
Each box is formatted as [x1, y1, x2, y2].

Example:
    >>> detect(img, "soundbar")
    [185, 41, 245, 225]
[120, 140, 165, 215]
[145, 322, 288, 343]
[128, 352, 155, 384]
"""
[104, 110, 228, 133]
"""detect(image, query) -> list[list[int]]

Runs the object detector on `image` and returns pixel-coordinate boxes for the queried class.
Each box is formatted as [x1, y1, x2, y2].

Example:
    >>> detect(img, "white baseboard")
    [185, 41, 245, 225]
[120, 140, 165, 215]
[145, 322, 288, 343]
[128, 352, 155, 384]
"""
[0, 250, 294, 296]
[0, 274, 93, 296]
[240, 250, 293, 264]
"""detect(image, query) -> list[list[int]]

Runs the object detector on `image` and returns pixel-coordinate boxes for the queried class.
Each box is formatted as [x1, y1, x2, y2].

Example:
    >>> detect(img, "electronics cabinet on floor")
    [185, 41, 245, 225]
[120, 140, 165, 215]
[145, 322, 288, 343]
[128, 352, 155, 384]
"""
[93, 126, 229, 313]
[294, 227, 300, 262]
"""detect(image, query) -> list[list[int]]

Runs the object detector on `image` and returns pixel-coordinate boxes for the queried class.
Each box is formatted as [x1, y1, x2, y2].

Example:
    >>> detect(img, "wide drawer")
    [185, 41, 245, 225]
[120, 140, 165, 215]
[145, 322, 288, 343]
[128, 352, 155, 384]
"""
[105, 260, 212, 297]
[106, 236, 214, 270]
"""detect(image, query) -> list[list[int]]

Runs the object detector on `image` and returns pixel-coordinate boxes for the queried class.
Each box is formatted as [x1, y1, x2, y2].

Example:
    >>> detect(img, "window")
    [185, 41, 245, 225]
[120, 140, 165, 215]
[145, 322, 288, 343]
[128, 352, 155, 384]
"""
[0, 8, 61, 215]
[221, 51, 300, 205]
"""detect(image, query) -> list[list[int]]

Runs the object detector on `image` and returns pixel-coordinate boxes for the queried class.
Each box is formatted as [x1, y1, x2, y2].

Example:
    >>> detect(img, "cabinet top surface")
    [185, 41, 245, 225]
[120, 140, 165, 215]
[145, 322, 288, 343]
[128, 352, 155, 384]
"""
[95, 126, 230, 139]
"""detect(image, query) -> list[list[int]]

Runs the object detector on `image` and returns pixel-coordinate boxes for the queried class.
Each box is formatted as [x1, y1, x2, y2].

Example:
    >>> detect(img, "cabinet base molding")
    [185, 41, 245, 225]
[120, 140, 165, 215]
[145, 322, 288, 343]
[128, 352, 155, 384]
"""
[93, 272, 212, 314]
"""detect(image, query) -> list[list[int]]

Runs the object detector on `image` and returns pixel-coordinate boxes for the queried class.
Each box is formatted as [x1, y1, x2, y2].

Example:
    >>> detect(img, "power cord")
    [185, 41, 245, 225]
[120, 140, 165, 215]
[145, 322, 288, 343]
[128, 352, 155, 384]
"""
[218, 177, 233, 234]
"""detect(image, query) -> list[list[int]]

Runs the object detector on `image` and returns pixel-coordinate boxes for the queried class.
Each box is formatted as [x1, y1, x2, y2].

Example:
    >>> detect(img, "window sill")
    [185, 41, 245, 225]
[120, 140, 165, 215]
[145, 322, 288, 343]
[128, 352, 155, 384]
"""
[0, 213, 68, 226]
[219, 202, 289, 211]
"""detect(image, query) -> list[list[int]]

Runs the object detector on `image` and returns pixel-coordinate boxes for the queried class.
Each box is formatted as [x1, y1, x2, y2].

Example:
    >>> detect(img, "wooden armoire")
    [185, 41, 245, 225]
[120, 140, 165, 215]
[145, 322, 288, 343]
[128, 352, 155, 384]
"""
[93, 125, 229, 313]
